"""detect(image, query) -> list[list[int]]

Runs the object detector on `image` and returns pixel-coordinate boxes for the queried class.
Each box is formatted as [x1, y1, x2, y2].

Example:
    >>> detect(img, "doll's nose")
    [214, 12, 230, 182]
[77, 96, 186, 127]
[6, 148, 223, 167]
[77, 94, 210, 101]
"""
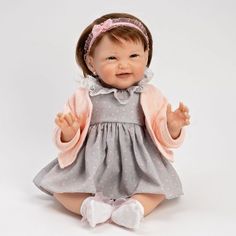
[118, 60, 129, 69]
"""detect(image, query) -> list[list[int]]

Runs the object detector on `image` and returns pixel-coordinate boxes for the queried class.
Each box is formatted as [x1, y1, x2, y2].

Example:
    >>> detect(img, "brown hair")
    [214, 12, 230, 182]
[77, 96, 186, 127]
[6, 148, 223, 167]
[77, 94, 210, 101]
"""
[75, 13, 153, 77]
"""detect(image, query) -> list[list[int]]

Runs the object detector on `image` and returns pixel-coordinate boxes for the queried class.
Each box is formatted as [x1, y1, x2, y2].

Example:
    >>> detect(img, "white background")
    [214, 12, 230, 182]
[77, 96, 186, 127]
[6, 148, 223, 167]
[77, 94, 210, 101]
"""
[1, 0, 235, 235]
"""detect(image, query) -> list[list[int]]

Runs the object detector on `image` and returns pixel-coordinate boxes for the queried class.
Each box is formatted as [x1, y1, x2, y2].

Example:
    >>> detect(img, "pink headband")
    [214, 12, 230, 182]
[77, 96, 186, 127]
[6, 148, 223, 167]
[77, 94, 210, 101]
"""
[84, 18, 149, 59]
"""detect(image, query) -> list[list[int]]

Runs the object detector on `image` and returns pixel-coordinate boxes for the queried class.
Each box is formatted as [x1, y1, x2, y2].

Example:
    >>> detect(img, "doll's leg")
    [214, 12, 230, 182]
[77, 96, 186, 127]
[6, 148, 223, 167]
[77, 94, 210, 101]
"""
[131, 193, 165, 216]
[54, 192, 114, 227]
[54, 192, 91, 215]
[111, 193, 165, 229]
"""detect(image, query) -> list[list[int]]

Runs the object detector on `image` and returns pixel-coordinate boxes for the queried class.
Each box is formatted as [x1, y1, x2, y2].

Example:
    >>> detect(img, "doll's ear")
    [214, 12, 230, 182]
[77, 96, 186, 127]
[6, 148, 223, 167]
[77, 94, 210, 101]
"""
[85, 55, 95, 73]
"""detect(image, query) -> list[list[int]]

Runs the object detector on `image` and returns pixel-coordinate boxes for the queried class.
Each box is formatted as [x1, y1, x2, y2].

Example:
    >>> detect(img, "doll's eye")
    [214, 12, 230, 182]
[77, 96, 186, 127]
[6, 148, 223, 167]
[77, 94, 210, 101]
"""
[130, 54, 139, 58]
[106, 56, 117, 60]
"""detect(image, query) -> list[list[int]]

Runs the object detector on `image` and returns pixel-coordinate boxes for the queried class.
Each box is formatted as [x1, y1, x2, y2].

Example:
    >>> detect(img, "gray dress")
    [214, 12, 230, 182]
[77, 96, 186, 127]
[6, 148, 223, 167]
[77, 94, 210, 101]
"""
[33, 76, 183, 200]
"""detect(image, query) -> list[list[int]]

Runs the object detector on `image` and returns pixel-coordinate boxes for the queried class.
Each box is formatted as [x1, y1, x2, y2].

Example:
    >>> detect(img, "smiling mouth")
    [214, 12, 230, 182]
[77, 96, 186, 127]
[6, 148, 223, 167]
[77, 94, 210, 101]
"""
[116, 73, 132, 79]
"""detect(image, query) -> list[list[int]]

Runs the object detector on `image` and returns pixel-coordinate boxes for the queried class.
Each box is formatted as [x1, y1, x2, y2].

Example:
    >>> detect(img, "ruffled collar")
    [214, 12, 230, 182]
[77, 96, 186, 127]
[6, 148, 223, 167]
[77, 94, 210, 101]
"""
[77, 68, 153, 105]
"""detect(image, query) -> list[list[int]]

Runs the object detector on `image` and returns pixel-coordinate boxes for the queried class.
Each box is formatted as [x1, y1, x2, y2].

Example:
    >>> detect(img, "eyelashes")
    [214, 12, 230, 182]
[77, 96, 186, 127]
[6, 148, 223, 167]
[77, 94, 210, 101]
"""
[106, 54, 140, 60]
[106, 56, 117, 60]
[130, 54, 139, 58]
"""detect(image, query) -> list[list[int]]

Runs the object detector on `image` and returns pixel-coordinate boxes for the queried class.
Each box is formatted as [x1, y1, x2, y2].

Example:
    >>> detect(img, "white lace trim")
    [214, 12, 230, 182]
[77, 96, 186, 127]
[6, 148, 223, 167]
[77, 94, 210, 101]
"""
[77, 68, 153, 104]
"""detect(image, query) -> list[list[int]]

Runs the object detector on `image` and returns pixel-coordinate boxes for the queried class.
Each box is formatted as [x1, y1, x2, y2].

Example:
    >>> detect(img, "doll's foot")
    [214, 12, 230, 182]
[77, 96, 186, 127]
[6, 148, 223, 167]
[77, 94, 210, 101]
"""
[80, 194, 113, 227]
[111, 198, 144, 229]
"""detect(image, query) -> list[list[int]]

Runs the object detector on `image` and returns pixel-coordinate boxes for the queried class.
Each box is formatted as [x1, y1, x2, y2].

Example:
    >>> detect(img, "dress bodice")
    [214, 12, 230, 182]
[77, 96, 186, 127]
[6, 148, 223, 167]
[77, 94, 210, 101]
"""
[89, 92, 145, 126]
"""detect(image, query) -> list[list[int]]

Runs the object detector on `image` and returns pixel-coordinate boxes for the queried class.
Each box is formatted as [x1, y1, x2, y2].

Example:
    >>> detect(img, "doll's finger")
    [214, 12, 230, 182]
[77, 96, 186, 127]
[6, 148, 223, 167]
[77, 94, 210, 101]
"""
[59, 118, 68, 127]
[56, 113, 67, 125]
[69, 112, 79, 124]
[181, 103, 189, 113]
[68, 112, 75, 122]
[69, 113, 75, 125]
[179, 102, 185, 112]
[167, 104, 172, 114]
[185, 119, 190, 125]
[55, 117, 62, 127]
[55, 117, 67, 129]
[71, 121, 80, 132]
[68, 113, 80, 128]
[56, 113, 63, 121]
[64, 113, 73, 126]
[55, 115, 64, 124]
[184, 112, 191, 119]
[58, 116, 72, 129]
[184, 106, 189, 113]
[180, 102, 188, 113]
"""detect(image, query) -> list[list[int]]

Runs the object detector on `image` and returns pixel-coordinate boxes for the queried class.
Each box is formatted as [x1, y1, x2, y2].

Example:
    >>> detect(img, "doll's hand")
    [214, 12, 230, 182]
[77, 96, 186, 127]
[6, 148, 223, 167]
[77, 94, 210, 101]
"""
[55, 112, 80, 142]
[166, 102, 190, 139]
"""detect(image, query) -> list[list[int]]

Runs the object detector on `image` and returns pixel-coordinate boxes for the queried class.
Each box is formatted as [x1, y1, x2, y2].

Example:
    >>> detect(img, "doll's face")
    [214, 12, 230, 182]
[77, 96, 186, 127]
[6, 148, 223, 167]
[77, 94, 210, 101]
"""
[86, 35, 149, 89]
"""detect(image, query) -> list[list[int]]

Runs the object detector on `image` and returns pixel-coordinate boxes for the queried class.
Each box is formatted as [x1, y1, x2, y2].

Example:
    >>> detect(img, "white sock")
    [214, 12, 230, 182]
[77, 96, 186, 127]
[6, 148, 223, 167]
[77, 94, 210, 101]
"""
[80, 197, 113, 227]
[111, 199, 144, 229]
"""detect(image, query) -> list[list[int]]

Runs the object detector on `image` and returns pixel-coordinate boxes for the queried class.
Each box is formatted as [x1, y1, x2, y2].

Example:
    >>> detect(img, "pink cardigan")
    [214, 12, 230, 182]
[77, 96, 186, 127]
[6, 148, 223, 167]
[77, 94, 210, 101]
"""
[54, 84, 185, 168]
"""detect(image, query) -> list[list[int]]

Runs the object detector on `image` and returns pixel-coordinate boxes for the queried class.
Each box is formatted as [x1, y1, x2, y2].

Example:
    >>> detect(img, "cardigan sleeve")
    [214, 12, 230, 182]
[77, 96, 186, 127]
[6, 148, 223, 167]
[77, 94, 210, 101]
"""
[53, 93, 81, 152]
[152, 89, 185, 148]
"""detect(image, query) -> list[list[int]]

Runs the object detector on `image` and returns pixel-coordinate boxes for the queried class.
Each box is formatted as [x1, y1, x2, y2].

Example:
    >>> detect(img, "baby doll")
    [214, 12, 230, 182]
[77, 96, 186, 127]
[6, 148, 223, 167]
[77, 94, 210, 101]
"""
[33, 12, 190, 230]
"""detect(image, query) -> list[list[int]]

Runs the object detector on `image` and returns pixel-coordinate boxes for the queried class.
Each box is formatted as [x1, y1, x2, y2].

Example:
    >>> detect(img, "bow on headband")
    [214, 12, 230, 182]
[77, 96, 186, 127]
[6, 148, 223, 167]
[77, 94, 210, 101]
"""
[91, 19, 113, 38]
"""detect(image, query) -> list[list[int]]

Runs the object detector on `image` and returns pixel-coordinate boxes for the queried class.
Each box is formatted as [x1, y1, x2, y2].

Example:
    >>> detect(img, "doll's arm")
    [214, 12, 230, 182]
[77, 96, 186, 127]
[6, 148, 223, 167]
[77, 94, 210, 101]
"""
[153, 96, 185, 148]
[166, 102, 190, 139]
[53, 94, 81, 152]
